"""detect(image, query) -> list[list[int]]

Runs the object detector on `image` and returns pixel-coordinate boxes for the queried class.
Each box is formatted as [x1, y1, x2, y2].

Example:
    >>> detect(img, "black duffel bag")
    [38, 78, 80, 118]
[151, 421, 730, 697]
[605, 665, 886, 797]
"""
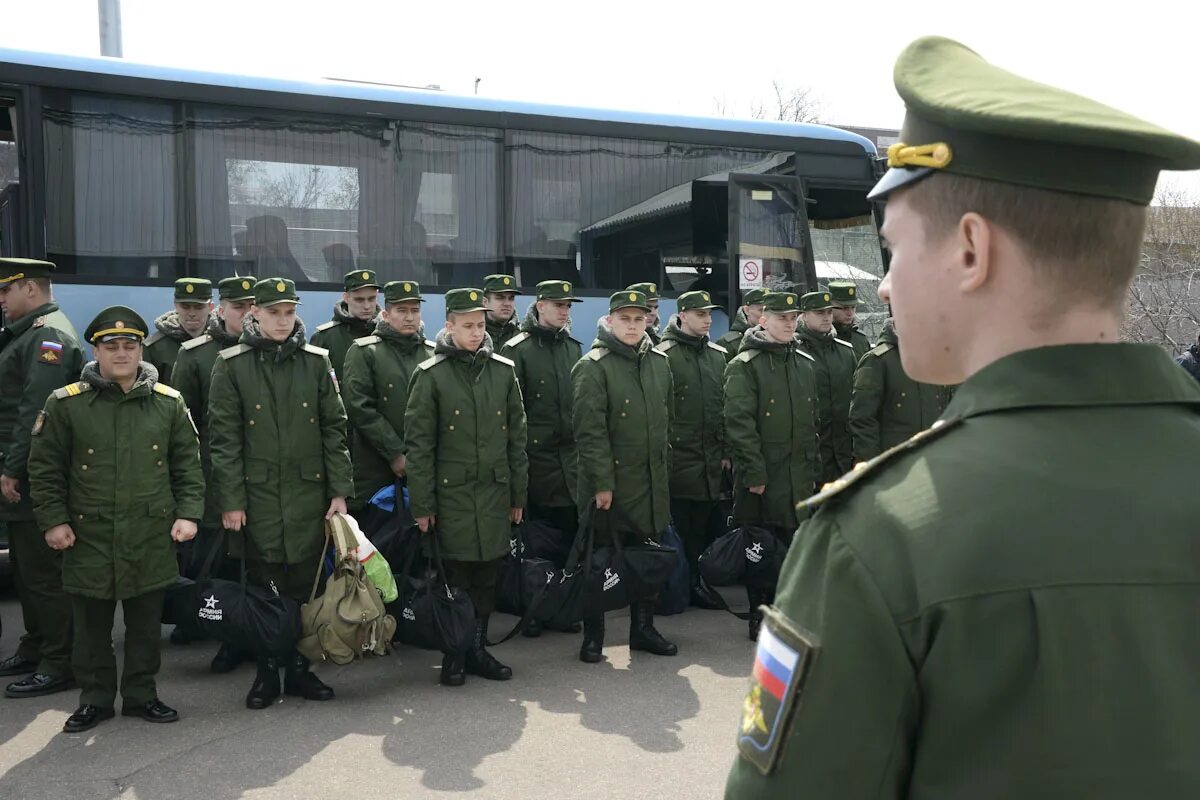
[391, 530, 475, 655]
[521, 517, 571, 566]
[698, 523, 786, 589]
[497, 525, 558, 617]
[357, 481, 420, 573]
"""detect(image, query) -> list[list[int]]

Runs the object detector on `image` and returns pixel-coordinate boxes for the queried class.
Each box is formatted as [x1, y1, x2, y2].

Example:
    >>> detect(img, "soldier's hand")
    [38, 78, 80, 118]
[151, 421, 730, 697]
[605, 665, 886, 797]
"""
[0, 475, 20, 504]
[510, 507, 523, 524]
[721, 459, 732, 472]
[171, 519, 198, 543]
[595, 491, 613, 510]
[325, 496, 348, 520]
[45, 524, 76, 551]
[416, 515, 436, 534]
[223, 510, 246, 532]
[749, 485, 767, 495]
[390, 455, 407, 477]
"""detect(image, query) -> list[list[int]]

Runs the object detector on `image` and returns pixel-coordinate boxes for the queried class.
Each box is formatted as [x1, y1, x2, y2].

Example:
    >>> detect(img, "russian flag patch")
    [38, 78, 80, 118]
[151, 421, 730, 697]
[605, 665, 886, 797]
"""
[38, 340, 64, 364]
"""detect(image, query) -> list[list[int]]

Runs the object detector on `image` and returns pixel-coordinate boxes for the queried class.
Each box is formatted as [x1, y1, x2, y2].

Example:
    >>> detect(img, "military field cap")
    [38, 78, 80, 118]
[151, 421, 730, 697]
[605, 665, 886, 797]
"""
[677, 290, 719, 312]
[869, 36, 1200, 205]
[86, 305, 148, 344]
[0, 257, 54, 288]
[609, 290, 651, 313]
[799, 291, 834, 312]
[828, 281, 860, 306]
[445, 287, 487, 314]
[173, 277, 212, 303]
[218, 275, 256, 302]
[383, 280, 424, 304]
[741, 287, 769, 306]
[535, 279, 582, 302]
[483, 274, 520, 295]
[761, 292, 799, 313]
[626, 282, 660, 301]
[253, 277, 301, 307]
[344, 269, 381, 292]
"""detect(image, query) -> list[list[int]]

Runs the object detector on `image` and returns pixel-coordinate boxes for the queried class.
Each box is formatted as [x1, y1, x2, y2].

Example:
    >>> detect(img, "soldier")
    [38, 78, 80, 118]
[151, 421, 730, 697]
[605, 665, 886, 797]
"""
[27, 306, 204, 732]
[715, 288, 768, 361]
[827, 281, 871, 363]
[405, 288, 529, 686]
[722, 291, 819, 638]
[625, 282, 663, 344]
[208, 278, 353, 709]
[170, 275, 256, 670]
[794, 291, 856, 483]
[655, 290, 728, 608]
[0, 259, 83, 698]
[849, 319, 952, 463]
[481, 273, 521, 348]
[342, 280, 433, 510]
[572, 289, 676, 662]
[726, 36, 1200, 798]
[143, 278, 214, 385]
[309, 269, 382, 380]
[499, 279, 584, 637]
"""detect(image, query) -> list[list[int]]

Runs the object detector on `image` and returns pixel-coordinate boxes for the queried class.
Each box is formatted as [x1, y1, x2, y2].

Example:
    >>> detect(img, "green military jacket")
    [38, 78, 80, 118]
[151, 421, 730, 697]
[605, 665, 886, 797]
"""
[723, 328, 820, 530]
[655, 319, 727, 502]
[716, 308, 754, 362]
[795, 326, 856, 483]
[485, 313, 520, 350]
[27, 362, 204, 600]
[835, 321, 872, 364]
[500, 306, 583, 509]
[726, 343, 1200, 799]
[144, 310, 207, 386]
[309, 301, 377, 380]
[848, 323, 951, 462]
[571, 323, 673, 539]
[342, 320, 434, 506]
[0, 302, 83, 521]
[207, 317, 353, 564]
[171, 316, 240, 525]
[405, 330, 529, 562]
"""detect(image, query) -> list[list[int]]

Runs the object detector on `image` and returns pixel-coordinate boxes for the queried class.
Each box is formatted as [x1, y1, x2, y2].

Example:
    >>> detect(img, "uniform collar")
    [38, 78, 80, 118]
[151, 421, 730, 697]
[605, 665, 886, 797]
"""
[1, 302, 58, 336]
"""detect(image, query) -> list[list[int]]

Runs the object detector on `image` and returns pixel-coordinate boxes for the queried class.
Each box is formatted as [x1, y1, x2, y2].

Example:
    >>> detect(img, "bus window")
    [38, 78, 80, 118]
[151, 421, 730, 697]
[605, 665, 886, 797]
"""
[806, 184, 887, 340]
[0, 99, 21, 257]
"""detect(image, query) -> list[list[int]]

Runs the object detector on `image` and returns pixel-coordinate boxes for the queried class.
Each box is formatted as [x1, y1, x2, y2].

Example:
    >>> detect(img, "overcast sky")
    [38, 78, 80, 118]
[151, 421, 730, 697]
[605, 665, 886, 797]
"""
[3, 0, 1199, 194]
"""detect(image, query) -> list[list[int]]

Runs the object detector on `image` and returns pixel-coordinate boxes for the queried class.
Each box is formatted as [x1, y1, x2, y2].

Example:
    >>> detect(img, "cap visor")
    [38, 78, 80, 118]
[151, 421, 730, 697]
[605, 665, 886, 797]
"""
[255, 298, 301, 307]
[867, 166, 935, 201]
[452, 305, 487, 314]
[611, 303, 652, 313]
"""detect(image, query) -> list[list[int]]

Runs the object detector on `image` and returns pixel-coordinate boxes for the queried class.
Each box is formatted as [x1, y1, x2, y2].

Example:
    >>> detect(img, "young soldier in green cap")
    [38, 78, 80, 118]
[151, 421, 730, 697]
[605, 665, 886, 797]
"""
[0, 258, 83, 698]
[716, 287, 768, 361]
[208, 277, 353, 709]
[481, 273, 521, 348]
[309, 268, 382, 380]
[144, 277, 215, 385]
[28, 305, 203, 732]
[655, 289, 728, 608]
[405, 287, 529, 686]
[722, 290, 819, 638]
[794, 290, 856, 483]
[625, 281, 662, 344]
[848, 319, 951, 463]
[572, 289, 676, 662]
[499, 279, 584, 636]
[727, 36, 1200, 799]
[342, 280, 434, 510]
[827, 280, 871, 363]
[170, 275, 257, 669]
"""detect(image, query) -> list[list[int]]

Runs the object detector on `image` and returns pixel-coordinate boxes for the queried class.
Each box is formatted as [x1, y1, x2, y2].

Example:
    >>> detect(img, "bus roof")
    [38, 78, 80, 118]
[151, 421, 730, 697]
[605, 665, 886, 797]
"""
[0, 47, 876, 155]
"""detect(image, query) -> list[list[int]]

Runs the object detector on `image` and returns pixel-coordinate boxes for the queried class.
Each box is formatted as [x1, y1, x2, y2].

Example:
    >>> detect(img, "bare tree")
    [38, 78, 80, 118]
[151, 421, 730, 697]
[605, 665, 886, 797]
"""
[1123, 185, 1200, 351]
[715, 81, 822, 123]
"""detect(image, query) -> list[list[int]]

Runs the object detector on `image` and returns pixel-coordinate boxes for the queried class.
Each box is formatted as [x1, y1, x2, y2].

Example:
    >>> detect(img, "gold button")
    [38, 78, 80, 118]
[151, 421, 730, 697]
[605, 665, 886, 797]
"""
[536, 394, 541, 399]
[388, 384, 393, 389]
[624, 399, 630, 404]
[765, 412, 771, 417]
[900, 392, 906, 397]
[442, 478, 449, 484]
[87, 448, 94, 454]
[496, 410, 502, 416]
[769, 399, 775, 404]
[896, 404, 902, 408]
[382, 396, 388, 402]
[533, 439, 538, 444]
[310, 417, 316, 423]
[614, 459, 620, 465]
[449, 425, 455, 431]
[502, 425, 507, 431]
[78, 514, 84, 520]
[249, 420, 256, 426]
[539, 380, 545, 384]
[255, 404, 262, 410]
[620, 412, 626, 417]
[316, 472, 321, 478]
[152, 444, 159, 450]
[302, 402, 308, 408]
[454, 410, 460, 415]
[81, 464, 88, 470]
[157, 460, 163, 467]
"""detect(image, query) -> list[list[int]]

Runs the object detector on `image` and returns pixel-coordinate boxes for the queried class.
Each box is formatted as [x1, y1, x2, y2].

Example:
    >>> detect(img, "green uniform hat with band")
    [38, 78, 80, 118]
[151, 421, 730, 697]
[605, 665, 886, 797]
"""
[677, 290, 720, 312]
[343, 269, 382, 291]
[799, 291, 834, 312]
[626, 282, 660, 301]
[828, 281, 860, 306]
[86, 305, 149, 344]
[869, 36, 1200, 204]
[762, 292, 799, 313]
[445, 287, 487, 314]
[483, 274, 520, 295]
[173, 277, 213, 302]
[535, 279, 582, 302]
[0, 257, 54, 288]
[609, 290, 651, 313]
[254, 277, 301, 307]
[741, 287, 769, 306]
[218, 276, 256, 301]
[383, 280, 424, 304]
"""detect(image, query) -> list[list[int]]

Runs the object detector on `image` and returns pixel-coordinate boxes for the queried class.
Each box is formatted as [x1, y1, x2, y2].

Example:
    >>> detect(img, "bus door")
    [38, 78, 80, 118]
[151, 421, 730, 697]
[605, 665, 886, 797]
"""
[726, 173, 816, 311]
[0, 95, 25, 258]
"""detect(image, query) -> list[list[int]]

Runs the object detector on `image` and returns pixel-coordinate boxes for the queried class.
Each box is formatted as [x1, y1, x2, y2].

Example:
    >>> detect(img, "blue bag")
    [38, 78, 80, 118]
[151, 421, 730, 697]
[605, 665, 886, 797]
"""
[656, 521, 690, 616]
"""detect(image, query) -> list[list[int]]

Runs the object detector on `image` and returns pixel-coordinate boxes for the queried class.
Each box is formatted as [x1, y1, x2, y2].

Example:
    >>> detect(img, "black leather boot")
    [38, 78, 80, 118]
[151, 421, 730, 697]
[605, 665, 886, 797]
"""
[522, 618, 544, 638]
[579, 615, 605, 663]
[246, 657, 280, 710]
[283, 652, 334, 701]
[690, 574, 724, 610]
[629, 602, 678, 656]
[465, 616, 512, 681]
[440, 650, 466, 686]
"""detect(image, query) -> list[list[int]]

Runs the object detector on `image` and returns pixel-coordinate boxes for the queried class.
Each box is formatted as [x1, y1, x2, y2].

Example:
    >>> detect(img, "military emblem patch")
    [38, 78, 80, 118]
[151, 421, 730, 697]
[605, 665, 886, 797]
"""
[737, 606, 818, 775]
[39, 340, 64, 364]
[31, 409, 47, 436]
[329, 368, 340, 394]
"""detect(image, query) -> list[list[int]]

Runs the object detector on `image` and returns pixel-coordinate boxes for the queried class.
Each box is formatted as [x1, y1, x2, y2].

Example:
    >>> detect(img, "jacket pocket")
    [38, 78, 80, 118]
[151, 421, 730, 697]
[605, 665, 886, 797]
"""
[147, 502, 175, 518]
[437, 461, 470, 487]
[299, 457, 325, 482]
[244, 458, 272, 484]
[493, 467, 510, 484]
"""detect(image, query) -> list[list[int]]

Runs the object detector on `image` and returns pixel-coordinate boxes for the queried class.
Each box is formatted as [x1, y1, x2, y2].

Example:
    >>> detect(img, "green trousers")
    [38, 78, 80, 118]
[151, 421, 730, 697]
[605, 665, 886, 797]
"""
[70, 589, 164, 709]
[443, 559, 502, 616]
[246, 553, 325, 605]
[10, 518, 73, 677]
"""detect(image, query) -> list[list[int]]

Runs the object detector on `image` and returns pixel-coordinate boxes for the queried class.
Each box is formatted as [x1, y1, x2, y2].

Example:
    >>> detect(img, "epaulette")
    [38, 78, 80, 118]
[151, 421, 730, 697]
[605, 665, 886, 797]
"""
[795, 348, 816, 362]
[801, 418, 963, 510]
[490, 353, 515, 367]
[144, 331, 165, 346]
[707, 341, 728, 354]
[31, 316, 45, 328]
[352, 335, 381, 347]
[732, 349, 762, 364]
[52, 381, 92, 400]
[315, 320, 340, 332]
[505, 331, 531, 348]
[868, 341, 895, 357]
[424, 339, 436, 350]
[153, 383, 181, 399]
[834, 337, 854, 349]
[584, 348, 609, 362]
[417, 354, 448, 371]
[303, 343, 330, 357]
[654, 340, 676, 353]
[649, 348, 669, 359]
[181, 334, 213, 351]
[219, 343, 253, 360]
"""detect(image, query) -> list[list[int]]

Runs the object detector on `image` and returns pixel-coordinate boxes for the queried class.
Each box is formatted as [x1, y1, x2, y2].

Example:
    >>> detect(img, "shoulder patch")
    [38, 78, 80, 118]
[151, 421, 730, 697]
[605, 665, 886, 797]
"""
[732, 349, 762, 364]
[584, 348, 610, 362]
[144, 331, 165, 346]
[794, 348, 816, 362]
[219, 343, 253, 360]
[649, 348, 669, 359]
[868, 341, 894, 357]
[352, 335, 381, 347]
[52, 381, 92, 400]
[802, 417, 963, 510]
[153, 383, 181, 399]
[303, 343, 330, 357]
[181, 334, 213, 351]
[417, 354, 448, 371]
[833, 337, 854, 349]
[654, 340, 677, 353]
[707, 341, 728, 354]
[31, 316, 45, 329]
[315, 320, 340, 332]
[505, 331, 531, 348]
[490, 353, 515, 367]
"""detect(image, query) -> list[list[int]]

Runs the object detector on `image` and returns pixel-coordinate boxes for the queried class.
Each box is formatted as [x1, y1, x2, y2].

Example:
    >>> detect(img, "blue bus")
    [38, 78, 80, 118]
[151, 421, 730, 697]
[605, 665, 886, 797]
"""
[0, 48, 881, 337]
